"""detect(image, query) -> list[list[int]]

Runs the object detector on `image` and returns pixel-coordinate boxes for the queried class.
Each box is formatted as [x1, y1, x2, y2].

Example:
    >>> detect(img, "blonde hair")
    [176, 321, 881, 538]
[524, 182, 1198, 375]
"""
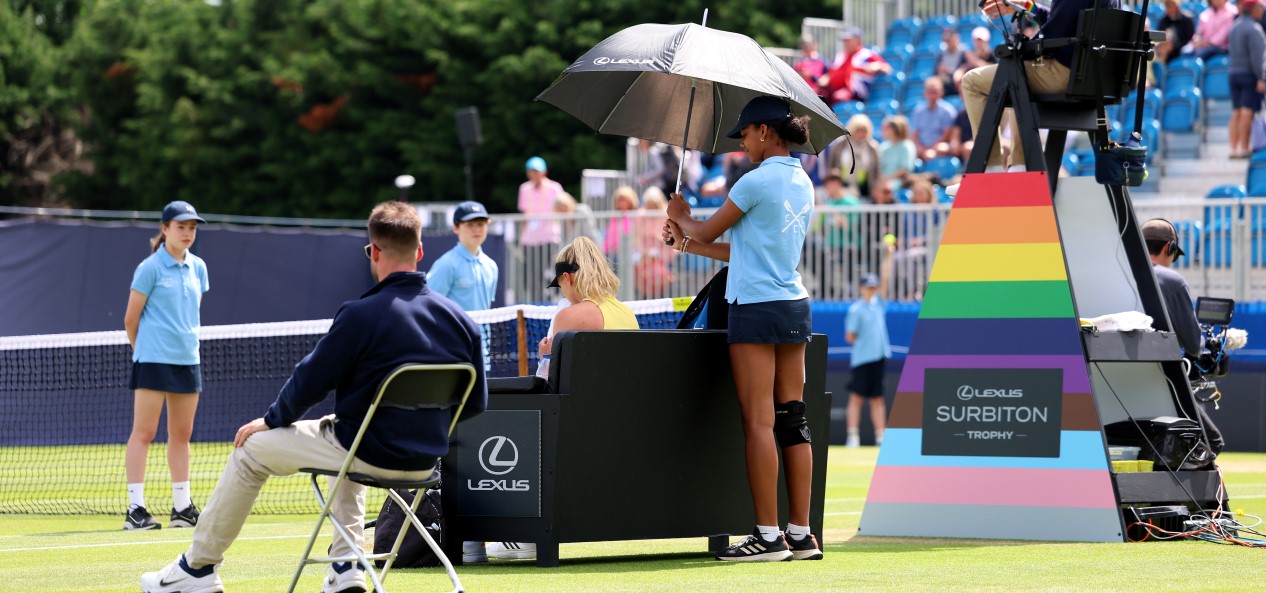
[554, 191, 578, 212]
[612, 185, 639, 209]
[884, 115, 910, 141]
[557, 236, 619, 302]
[641, 186, 667, 210]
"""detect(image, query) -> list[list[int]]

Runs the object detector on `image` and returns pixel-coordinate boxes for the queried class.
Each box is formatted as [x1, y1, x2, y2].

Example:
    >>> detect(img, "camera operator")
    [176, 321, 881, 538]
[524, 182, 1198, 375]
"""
[1142, 219, 1225, 454]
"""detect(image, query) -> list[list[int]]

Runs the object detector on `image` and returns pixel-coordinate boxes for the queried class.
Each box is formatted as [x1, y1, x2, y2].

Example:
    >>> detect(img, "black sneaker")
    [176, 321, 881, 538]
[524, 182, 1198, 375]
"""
[715, 528, 793, 562]
[124, 506, 161, 531]
[170, 504, 200, 528]
[787, 533, 823, 560]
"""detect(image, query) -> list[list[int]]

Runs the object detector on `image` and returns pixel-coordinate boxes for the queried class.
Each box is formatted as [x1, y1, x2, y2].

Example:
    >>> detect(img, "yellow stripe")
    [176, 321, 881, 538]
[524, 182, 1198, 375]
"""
[929, 243, 1068, 282]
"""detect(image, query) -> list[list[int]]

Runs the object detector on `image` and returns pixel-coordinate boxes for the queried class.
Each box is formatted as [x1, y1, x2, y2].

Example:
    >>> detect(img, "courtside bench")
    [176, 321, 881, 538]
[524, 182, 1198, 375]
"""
[440, 329, 832, 567]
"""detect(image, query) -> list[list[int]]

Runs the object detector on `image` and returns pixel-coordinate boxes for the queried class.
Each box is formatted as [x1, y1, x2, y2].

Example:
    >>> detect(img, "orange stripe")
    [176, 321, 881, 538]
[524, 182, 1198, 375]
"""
[942, 206, 1060, 245]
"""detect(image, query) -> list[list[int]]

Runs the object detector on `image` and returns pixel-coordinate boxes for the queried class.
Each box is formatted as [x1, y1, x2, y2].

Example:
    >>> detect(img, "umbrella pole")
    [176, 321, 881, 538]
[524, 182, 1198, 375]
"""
[666, 9, 708, 248]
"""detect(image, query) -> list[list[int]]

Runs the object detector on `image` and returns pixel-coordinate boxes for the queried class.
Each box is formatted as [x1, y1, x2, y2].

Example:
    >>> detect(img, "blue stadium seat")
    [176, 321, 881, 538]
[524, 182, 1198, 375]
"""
[908, 51, 940, 80]
[915, 15, 958, 51]
[1171, 220, 1201, 268]
[1061, 152, 1080, 176]
[886, 17, 922, 49]
[1163, 56, 1204, 91]
[1207, 184, 1247, 199]
[1161, 87, 1201, 132]
[1203, 54, 1231, 101]
[1204, 185, 1246, 267]
[865, 99, 902, 125]
[917, 156, 962, 181]
[1120, 102, 1158, 129]
[935, 184, 952, 203]
[898, 78, 925, 107]
[1248, 152, 1266, 196]
[895, 187, 912, 203]
[943, 94, 964, 112]
[881, 45, 913, 74]
[834, 100, 866, 121]
[868, 71, 905, 105]
[956, 13, 990, 44]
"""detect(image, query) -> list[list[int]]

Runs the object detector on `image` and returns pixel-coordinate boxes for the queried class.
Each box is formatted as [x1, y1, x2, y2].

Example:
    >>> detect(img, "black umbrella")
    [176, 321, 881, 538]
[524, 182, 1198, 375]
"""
[536, 22, 849, 162]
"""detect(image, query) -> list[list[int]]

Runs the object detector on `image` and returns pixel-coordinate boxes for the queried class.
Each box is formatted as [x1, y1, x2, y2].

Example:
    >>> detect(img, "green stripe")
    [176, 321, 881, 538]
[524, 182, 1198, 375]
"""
[920, 281, 1075, 319]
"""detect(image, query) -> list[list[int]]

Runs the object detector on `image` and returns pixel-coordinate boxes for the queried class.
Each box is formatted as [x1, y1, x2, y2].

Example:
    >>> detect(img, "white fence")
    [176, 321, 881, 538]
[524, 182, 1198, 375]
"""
[492, 198, 1266, 305]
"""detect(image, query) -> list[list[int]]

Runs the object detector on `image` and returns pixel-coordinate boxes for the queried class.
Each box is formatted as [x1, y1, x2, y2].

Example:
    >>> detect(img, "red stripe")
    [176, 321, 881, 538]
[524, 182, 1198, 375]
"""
[951, 172, 1052, 208]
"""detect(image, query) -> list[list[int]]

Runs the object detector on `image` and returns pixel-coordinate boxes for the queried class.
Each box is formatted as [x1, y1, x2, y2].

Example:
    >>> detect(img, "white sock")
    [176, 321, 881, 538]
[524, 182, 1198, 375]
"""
[127, 483, 145, 510]
[1007, 164, 1027, 172]
[785, 523, 811, 540]
[172, 481, 191, 511]
[756, 525, 781, 543]
[985, 165, 1006, 173]
[847, 428, 859, 437]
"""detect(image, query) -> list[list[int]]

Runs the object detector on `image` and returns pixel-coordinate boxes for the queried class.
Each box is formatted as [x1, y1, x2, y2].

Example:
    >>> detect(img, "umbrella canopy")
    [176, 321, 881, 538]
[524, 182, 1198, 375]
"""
[536, 23, 848, 155]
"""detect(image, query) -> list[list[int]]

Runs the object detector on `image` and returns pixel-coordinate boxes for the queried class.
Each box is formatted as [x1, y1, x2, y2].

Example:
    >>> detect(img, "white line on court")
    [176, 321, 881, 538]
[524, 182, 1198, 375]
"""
[0, 533, 307, 553]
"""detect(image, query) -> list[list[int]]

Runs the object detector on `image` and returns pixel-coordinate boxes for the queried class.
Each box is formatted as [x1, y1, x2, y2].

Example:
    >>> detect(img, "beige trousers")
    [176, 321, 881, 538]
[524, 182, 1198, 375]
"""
[186, 415, 434, 568]
[961, 59, 1072, 168]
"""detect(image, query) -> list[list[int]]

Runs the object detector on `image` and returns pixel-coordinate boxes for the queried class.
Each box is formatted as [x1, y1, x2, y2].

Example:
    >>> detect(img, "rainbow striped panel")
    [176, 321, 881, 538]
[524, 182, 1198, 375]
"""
[859, 172, 1122, 542]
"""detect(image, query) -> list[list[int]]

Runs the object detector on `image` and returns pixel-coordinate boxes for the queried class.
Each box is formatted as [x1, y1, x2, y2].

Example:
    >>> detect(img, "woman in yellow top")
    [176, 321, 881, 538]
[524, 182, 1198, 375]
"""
[544, 236, 639, 344]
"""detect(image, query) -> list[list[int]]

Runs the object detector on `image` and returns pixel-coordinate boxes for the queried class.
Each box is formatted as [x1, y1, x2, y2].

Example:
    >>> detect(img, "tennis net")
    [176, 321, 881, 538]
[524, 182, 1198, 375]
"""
[0, 298, 687, 515]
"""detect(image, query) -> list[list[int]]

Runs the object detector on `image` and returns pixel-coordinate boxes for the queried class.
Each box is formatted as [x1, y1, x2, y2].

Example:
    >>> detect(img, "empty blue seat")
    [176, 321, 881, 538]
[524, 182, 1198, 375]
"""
[868, 71, 905, 104]
[1207, 184, 1246, 199]
[1248, 152, 1266, 196]
[865, 99, 902, 125]
[1203, 54, 1231, 101]
[886, 17, 922, 49]
[834, 101, 866, 121]
[915, 16, 958, 51]
[1163, 56, 1203, 91]
[943, 94, 964, 112]
[1171, 220, 1201, 268]
[1161, 88, 1201, 132]
[898, 78, 926, 107]
[881, 46, 912, 74]
[908, 51, 940, 80]
[917, 156, 962, 181]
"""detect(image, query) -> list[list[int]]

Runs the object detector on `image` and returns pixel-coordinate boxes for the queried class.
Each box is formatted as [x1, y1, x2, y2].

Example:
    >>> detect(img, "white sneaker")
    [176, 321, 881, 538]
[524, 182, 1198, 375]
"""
[323, 562, 366, 593]
[845, 434, 860, 448]
[463, 541, 488, 563]
[487, 541, 536, 560]
[1007, 164, 1027, 172]
[140, 555, 223, 593]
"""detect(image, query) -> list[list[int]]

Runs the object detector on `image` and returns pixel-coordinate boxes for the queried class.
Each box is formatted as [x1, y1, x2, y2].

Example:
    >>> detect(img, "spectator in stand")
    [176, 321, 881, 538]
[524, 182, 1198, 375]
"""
[635, 188, 676, 298]
[554, 191, 601, 246]
[519, 156, 564, 246]
[1192, 0, 1237, 61]
[1156, 0, 1198, 64]
[828, 114, 883, 199]
[878, 115, 917, 184]
[793, 34, 828, 93]
[937, 28, 970, 96]
[824, 27, 891, 104]
[603, 185, 639, 257]
[806, 174, 860, 300]
[960, 26, 997, 75]
[894, 180, 937, 299]
[911, 78, 958, 162]
[1229, 0, 1266, 158]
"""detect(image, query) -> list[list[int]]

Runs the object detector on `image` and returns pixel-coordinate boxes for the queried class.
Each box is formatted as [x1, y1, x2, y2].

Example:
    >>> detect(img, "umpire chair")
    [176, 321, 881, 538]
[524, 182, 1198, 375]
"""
[288, 363, 478, 593]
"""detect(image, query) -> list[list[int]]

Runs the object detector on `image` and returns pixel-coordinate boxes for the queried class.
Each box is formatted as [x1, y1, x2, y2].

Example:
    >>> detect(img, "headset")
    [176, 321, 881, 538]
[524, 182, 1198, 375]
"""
[1147, 217, 1182, 261]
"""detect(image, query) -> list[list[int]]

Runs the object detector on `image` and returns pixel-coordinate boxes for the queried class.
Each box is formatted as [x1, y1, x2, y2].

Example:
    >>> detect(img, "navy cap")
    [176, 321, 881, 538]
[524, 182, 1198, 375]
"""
[453, 201, 490, 225]
[161, 201, 206, 224]
[726, 96, 793, 139]
[860, 273, 880, 287]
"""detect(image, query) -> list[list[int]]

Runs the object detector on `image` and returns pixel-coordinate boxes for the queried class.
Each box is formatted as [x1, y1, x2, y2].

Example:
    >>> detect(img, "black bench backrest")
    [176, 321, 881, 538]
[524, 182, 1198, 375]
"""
[1065, 8, 1145, 101]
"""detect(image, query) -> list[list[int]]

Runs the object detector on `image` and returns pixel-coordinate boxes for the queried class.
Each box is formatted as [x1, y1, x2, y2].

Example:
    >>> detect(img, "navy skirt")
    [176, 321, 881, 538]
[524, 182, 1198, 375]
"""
[727, 298, 812, 344]
[130, 362, 202, 394]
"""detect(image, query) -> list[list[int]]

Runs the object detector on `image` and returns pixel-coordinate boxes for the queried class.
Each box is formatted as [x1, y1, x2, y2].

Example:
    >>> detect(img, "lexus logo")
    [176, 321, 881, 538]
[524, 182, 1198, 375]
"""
[478, 436, 519, 475]
[957, 385, 1024, 400]
[592, 57, 654, 66]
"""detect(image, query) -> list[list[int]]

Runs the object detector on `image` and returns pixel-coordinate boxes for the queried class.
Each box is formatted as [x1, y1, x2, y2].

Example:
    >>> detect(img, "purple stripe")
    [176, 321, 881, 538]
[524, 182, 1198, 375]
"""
[896, 354, 1091, 393]
[910, 318, 1083, 356]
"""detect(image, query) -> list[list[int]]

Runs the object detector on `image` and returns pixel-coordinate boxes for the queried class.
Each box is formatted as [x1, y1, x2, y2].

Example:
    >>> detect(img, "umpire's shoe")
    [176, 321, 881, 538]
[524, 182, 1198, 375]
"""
[124, 506, 161, 531]
[141, 555, 223, 593]
[170, 503, 201, 528]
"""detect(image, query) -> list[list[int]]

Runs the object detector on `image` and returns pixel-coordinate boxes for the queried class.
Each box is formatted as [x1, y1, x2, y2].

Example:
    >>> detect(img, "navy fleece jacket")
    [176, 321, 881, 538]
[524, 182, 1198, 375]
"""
[262, 271, 488, 471]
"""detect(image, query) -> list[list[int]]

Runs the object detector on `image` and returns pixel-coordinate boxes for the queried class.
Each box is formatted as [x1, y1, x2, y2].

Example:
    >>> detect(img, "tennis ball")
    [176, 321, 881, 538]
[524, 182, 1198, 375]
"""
[883, 233, 897, 245]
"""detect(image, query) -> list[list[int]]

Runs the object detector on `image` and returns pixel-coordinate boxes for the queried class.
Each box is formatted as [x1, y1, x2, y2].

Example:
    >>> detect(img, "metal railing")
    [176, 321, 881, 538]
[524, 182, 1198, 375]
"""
[843, 0, 985, 45]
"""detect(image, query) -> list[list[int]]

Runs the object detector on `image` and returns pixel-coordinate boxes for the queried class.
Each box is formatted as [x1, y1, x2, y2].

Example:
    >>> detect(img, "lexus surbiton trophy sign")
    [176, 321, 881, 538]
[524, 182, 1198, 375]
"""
[922, 368, 1063, 457]
[455, 410, 541, 517]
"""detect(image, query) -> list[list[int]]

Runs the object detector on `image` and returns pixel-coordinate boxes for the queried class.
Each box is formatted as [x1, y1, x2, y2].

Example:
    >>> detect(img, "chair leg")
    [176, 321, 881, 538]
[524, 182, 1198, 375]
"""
[287, 473, 334, 593]
[390, 489, 465, 593]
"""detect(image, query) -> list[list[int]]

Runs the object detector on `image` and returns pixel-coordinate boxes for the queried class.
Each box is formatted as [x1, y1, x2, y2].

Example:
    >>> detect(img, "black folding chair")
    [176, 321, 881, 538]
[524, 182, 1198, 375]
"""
[287, 363, 477, 593]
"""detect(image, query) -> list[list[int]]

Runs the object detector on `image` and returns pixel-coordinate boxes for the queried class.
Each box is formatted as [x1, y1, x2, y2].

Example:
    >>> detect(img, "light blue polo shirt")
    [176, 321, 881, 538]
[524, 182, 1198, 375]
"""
[427, 244, 499, 311]
[725, 156, 812, 304]
[845, 295, 891, 367]
[130, 248, 209, 365]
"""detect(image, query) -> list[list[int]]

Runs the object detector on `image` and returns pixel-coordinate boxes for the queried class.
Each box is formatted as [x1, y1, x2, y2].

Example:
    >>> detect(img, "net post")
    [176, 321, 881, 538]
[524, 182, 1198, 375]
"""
[517, 308, 529, 377]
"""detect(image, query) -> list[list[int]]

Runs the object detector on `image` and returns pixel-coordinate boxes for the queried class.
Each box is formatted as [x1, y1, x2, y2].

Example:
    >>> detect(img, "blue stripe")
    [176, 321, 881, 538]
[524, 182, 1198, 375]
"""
[875, 428, 1109, 470]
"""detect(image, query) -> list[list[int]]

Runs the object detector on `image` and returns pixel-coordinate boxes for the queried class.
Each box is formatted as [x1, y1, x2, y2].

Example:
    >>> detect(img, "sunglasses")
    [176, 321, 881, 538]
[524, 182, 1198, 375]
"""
[363, 243, 376, 259]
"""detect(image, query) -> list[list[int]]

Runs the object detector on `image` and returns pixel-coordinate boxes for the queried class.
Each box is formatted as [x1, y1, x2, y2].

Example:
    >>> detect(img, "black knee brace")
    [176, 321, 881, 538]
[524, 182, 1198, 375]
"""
[774, 400, 811, 448]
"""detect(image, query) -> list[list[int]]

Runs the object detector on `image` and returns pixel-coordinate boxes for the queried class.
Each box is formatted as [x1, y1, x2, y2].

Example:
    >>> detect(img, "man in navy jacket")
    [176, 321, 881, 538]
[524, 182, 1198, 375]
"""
[142, 200, 488, 593]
